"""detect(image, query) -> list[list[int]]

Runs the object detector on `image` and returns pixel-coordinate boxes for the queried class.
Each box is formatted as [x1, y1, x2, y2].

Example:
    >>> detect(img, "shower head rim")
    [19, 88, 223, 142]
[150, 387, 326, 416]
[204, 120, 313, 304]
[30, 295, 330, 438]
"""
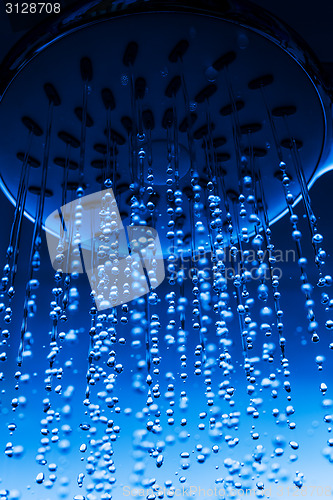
[0, 0, 329, 99]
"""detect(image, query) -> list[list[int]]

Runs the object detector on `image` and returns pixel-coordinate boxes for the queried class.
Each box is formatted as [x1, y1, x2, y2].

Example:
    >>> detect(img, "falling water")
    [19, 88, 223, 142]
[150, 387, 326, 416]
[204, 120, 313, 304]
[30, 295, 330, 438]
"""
[0, 5, 333, 500]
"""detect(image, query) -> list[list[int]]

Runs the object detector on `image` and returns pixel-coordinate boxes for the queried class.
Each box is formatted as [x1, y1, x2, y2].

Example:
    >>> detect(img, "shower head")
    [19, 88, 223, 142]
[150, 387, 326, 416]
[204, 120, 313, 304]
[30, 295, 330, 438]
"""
[0, 0, 331, 256]
[1, 6, 333, 491]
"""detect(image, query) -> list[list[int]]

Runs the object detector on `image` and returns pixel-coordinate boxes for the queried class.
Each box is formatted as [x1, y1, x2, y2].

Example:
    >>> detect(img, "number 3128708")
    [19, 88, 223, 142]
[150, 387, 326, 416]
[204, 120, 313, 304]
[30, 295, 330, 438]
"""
[5, 3, 61, 14]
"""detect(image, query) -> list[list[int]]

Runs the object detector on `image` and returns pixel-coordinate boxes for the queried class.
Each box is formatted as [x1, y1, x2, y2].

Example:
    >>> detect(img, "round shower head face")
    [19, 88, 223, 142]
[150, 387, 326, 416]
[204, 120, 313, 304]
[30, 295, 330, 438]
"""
[0, 4, 330, 255]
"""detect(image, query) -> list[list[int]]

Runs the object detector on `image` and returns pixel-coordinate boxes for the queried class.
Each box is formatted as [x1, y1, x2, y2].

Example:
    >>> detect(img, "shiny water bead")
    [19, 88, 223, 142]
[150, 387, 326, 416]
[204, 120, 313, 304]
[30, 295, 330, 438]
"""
[36, 472, 44, 484]
[290, 441, 299, 450]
